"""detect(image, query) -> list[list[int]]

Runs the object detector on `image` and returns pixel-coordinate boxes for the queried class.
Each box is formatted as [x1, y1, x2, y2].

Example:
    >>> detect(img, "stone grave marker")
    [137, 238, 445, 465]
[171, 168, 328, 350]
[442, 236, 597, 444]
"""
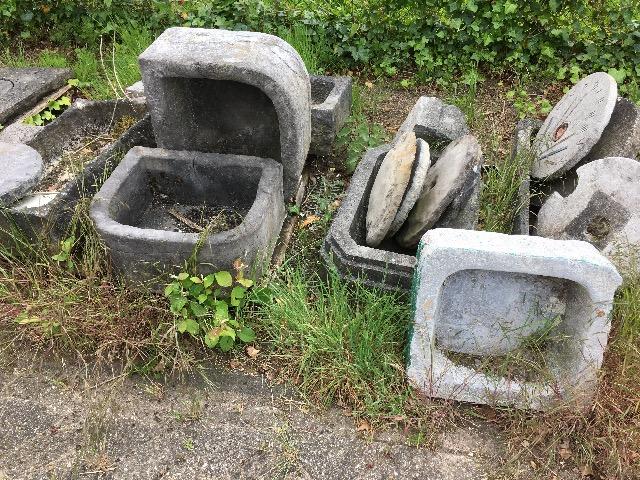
[408, 228, 622, 410]
[531, 72, 617, 180]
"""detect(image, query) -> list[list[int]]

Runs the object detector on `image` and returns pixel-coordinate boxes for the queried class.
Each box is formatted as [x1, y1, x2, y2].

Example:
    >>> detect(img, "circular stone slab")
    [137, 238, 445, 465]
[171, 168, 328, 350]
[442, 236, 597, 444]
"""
[365, 131, 416, 247]
[387, 138, 431, 237]
[531, 72, 617, 180]
[397, 135, 482, 248]
[0, 142, 43, 205]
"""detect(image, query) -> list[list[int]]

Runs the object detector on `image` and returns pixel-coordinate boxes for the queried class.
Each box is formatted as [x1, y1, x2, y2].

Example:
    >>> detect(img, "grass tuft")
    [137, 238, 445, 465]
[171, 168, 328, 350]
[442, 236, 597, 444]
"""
[249, 268, 429, 424]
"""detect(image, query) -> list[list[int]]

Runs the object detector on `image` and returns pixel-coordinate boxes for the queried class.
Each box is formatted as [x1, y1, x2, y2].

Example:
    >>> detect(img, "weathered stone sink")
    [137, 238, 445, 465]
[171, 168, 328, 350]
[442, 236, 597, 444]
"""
[91, 146, 285, 287]
[0, 99, 147, 246]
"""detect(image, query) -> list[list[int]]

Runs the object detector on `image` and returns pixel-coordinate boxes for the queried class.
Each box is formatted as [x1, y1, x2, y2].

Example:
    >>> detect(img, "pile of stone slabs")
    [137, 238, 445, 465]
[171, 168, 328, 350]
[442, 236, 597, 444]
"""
[124, 73, 352, 158]
[322, 96, 477, 292]
[0, 67, 72, 126]
[0, 99, 148, 246]
[407, 229, 621, 410]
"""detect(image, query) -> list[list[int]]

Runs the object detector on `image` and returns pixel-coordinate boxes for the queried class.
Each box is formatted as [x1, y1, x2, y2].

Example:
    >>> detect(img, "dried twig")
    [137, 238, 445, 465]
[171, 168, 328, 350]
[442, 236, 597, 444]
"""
[168, 209, 205, 232]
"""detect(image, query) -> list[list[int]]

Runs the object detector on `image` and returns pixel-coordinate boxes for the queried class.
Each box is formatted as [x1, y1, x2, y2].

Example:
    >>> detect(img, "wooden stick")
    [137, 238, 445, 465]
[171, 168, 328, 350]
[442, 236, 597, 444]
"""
[17, 83, 73, 123]
[272, 171, 310, 267]
[168, 208, 205, 232]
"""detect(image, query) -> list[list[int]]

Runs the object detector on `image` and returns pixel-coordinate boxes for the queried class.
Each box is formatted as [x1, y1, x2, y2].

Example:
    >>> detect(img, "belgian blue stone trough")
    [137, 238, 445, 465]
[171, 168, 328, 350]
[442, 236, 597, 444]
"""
[322, 97, 476, 291]
[0, 99, 147, 247]
[90, 146, 285, 288]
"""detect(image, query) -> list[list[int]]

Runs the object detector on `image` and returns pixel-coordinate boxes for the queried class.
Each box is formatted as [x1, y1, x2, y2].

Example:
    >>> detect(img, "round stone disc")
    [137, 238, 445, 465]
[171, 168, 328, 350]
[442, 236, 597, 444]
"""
[365, 131, 416, 247]
[397, 135, 482, 248]
[0, 142, 43, 205]
[531, 72, 617, 180]
[387, 138, 431, 237]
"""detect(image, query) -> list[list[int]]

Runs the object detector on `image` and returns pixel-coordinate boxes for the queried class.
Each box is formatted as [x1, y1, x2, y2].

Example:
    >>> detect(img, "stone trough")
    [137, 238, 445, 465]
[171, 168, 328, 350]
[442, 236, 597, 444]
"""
[408, 229, 622, 410]
[322, 97, 478, 291]
[91, 147, 285, 287]
[89, 27, 314, 286]
[125, 73, 352, 158]
[0, 99, 147, 246]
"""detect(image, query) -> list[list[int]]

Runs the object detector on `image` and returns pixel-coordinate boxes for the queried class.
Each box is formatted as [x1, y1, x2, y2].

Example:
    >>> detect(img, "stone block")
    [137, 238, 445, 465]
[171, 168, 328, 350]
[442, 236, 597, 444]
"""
[408, 229, 622, 410]
[0, 67, 72, 124]
[392, 96, 469, 152]
[309, 75, 352, 155]
[584, 96, 640, 162]
[537, 157, 640, 274]
[91, 146, 286, 288]
[139, 27, 311, 199]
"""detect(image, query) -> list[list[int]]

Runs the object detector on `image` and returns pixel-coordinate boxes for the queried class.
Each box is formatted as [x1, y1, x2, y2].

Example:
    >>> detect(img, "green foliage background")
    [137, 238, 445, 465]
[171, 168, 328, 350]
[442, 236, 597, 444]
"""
[1, 0, 638, 94]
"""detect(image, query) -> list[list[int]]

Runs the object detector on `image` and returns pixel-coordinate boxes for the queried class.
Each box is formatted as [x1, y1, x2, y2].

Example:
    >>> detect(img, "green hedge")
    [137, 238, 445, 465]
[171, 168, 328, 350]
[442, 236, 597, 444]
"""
[1, 0, 638, 94]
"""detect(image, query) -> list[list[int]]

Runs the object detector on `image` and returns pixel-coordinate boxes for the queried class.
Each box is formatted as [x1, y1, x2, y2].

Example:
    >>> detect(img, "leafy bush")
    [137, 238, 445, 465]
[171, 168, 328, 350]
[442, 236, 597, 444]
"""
[1, 1, 637, 94]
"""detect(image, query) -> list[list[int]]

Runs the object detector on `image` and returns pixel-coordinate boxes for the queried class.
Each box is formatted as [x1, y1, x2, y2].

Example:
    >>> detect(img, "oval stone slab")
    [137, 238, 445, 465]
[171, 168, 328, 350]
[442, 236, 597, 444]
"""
[532, 72, 617, 180]
[0, 142, 43, 205]
[365, 131, 416, 247]
[387, 138, 431, 237]
[397, 135, 482, 248]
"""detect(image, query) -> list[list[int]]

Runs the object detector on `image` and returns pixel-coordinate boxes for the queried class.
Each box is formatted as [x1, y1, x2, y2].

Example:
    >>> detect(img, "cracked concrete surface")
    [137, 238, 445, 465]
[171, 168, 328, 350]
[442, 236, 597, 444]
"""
[0, 357, 504, 480]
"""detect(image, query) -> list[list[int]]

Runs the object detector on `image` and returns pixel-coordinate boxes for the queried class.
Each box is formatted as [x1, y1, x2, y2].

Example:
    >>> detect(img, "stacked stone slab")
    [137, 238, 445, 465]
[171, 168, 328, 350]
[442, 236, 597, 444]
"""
[138, 27, 311, 199]
[322, 97, 474, 291]
[407, 229, 622, 410]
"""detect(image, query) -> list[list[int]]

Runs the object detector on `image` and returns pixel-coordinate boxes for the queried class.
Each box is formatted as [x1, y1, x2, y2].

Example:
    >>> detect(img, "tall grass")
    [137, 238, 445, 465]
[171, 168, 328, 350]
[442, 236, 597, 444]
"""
[0, 25, 153, 100]
[248, 268, 433, 424]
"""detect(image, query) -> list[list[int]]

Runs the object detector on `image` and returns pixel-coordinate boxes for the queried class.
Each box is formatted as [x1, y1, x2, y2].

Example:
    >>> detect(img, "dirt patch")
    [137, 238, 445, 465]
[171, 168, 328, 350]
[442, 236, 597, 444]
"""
[137, 189, 247, 235]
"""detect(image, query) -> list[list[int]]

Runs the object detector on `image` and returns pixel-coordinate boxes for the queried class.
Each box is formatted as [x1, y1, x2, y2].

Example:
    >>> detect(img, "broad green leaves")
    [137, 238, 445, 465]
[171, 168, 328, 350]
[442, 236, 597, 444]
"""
[165, 267, 257, 352]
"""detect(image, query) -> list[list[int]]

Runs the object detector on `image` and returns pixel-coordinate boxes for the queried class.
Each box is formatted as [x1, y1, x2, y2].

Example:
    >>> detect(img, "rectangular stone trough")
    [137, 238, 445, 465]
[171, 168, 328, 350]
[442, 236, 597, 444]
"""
[124, 74, 352, 158]
[90, 146, 286, 288]
[0, 99, 147, 247]
[322, 96, 475, 292]
[408, 229, 622, 410]
[309, 75, 352, 156]
[322, 144, 480, 291]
